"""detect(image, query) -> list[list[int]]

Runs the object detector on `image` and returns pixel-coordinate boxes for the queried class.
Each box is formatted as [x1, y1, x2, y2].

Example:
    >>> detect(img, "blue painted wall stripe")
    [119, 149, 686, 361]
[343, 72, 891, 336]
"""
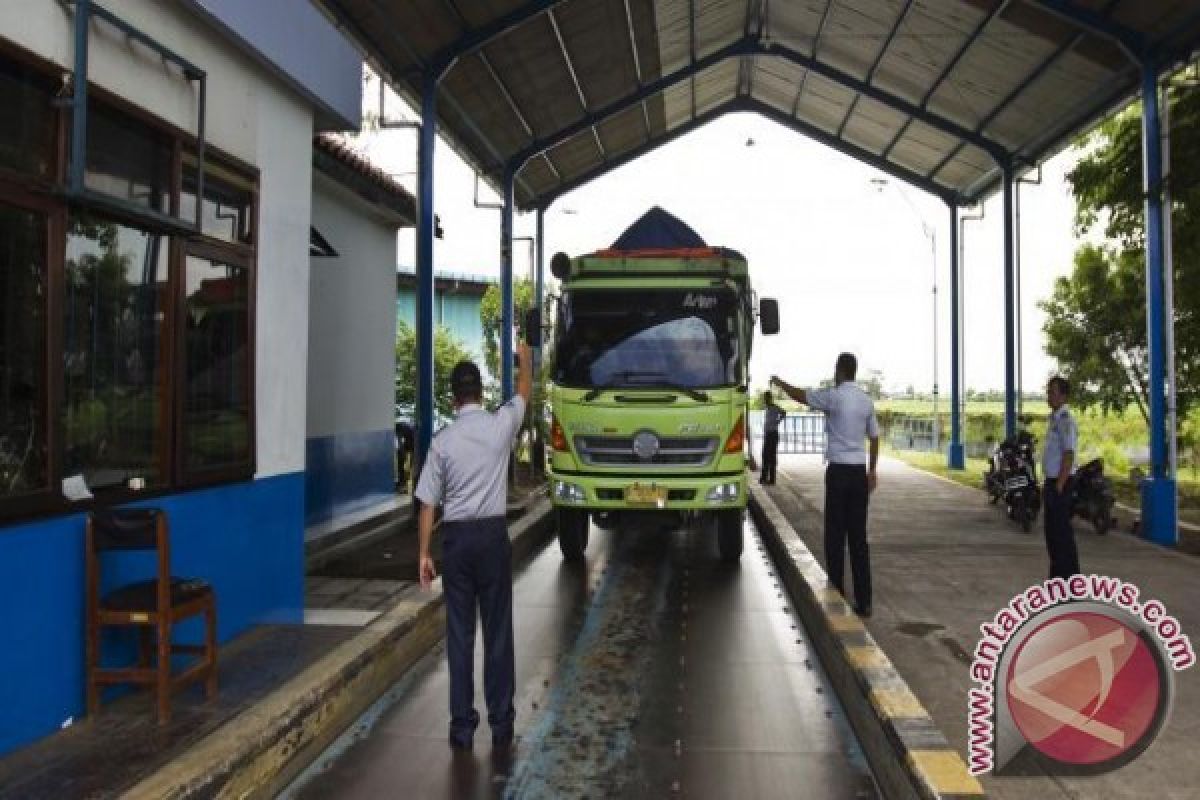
[304, 429, 395, 528]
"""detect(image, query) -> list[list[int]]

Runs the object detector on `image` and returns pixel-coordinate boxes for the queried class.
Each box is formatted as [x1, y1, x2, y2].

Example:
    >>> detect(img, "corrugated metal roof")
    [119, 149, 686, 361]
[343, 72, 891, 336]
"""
[315, 0, 1200, 210]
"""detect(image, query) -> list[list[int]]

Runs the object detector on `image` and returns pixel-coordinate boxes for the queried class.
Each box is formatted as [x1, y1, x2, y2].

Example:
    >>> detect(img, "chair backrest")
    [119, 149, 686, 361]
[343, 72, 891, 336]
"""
[89, 509, 163, 551]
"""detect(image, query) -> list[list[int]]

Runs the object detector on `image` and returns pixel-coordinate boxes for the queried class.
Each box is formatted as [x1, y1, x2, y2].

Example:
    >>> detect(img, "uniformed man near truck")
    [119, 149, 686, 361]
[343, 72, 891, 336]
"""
[771, 353, 880, 617]
[1042, 375, 1081, 579]
[415, 341, 533, 751]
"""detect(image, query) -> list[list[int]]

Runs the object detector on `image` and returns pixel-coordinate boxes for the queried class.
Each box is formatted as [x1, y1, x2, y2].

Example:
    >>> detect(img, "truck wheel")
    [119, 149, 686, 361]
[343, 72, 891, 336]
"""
[557, 508, 589, 561]
[717, 509, 744, 562]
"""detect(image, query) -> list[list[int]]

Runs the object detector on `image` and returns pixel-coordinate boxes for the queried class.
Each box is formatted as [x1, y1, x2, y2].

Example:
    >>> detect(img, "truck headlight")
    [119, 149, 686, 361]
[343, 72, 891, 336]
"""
[705, 482, 740, 503]
[555, 481, 586, 503]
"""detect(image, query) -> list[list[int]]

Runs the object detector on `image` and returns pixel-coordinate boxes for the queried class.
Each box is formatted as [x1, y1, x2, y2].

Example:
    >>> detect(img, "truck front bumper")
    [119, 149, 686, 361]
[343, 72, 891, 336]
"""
[546, 470, 748, 512]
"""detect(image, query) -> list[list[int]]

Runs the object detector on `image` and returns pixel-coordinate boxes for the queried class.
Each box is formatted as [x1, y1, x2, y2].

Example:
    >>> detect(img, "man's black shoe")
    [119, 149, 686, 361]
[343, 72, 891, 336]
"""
[449, 732, 474, 750]
[853, 604, 872, 618]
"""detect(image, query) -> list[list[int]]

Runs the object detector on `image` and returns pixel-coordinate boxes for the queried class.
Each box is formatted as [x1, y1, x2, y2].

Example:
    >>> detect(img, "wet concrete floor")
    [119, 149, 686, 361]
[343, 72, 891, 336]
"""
[283, 516, 878, 799]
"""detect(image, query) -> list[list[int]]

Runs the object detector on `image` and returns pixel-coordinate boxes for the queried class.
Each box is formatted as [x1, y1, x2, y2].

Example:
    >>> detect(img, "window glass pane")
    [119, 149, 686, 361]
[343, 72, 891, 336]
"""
[0, 55, 56, 179]
[0, 203, 48, 496]
[63, 212, 169, 488]
[183, 254, 250, 473]
[84, 101, 172, 214]
[181, 156, 254, 244]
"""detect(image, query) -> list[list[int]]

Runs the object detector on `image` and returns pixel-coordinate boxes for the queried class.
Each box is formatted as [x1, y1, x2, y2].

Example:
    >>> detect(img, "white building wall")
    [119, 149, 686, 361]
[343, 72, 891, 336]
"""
[307, 173, 399, 439]
[2, 0, 317, 477]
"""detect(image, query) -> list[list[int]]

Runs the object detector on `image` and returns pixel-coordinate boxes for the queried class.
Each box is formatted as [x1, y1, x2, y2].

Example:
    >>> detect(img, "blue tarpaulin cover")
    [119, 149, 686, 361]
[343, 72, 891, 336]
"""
[608, 207, 746, 260]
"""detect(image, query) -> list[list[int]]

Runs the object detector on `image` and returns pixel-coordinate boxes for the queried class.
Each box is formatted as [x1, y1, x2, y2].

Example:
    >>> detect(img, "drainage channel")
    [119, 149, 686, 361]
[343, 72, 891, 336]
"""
[280, 516, 879, 799]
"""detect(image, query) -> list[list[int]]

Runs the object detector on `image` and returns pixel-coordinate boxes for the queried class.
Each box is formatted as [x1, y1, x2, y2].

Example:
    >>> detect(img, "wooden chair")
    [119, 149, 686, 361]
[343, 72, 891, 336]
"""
[85, 508, 217, 724]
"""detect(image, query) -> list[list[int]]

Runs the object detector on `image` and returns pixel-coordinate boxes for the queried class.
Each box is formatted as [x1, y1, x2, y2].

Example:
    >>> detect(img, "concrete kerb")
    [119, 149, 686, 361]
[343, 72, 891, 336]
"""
[748, 485, 984, 800]
[123, 496, 555, 800]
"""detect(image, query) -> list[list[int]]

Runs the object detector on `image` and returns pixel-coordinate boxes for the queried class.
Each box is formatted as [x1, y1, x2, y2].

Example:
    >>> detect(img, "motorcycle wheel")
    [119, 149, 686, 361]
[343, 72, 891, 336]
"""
[1019, 498, 1034, 533]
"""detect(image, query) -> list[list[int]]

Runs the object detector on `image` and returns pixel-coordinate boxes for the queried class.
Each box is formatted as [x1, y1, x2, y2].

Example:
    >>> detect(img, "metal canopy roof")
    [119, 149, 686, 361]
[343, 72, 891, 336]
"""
[317, 0, 1200, 210]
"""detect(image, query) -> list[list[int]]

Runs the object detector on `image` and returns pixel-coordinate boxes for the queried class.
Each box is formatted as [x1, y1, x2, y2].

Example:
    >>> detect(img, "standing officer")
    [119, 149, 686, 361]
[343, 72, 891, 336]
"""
[772, 353, 879, 617]
[1042, 376, 1080, 579]
[761, 390, 786, 485]
[416, 341, 532, 751]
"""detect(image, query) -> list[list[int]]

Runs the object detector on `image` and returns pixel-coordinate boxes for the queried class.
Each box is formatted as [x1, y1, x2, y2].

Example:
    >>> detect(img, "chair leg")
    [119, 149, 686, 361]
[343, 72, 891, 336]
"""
[86, 618, 100, 718]
[137, 627, 153, 669]
[156, 619, 171, 725]
[204, 601, 217, 700]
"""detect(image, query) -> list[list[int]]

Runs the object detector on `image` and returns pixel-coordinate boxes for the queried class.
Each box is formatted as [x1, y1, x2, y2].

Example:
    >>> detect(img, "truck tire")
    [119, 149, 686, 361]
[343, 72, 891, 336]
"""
[557, 508, 589, 561]
[717, 509, 744, 562]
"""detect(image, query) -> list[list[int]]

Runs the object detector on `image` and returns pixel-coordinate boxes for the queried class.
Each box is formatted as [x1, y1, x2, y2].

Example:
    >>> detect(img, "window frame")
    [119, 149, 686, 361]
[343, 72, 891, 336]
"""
[0, 39, 259, 523]
[0, 182, 65, 518]
[176, 237, 257, 487]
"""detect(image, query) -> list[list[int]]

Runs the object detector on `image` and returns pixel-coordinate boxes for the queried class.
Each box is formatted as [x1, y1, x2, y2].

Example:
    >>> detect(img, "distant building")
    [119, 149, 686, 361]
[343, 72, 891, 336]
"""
[396, 267, 495, 373]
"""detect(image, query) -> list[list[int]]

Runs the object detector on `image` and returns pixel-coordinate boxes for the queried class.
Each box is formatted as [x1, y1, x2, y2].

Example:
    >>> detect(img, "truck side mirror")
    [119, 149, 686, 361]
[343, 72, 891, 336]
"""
[523, 307, 542, 347]
[759, 297, 780, 335]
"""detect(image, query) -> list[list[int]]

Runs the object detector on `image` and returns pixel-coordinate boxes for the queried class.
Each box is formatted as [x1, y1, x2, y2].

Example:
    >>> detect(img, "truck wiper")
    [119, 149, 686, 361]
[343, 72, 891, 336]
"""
[652, 382, 710, 402]
[582, 372, 710, 402]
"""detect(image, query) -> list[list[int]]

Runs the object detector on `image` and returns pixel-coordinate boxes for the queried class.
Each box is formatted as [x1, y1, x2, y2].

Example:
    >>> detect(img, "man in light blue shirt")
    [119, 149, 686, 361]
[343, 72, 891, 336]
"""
[761, 390, 786, 485]
[772, 353, 880, 617]
[415, 342, 532, 751]
[1042, 375, 1080, 579]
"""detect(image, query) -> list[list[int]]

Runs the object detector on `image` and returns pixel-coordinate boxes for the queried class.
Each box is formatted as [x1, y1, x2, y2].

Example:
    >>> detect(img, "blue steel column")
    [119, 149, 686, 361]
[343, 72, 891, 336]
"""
[1140, 65, 1178, 545]
[500, 169, 516, 400]
[415, 74, 438, 466]
[948, 202, 965, 469]
[1002, 165, 1017, 439]
[534, 207, 545, 367]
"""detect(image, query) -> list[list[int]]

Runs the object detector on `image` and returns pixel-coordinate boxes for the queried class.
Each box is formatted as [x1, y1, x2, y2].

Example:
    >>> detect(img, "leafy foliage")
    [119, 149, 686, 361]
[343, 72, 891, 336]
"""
[1041, 75, 1200, 424]
[479, 279, 535, 380]
[394, 321, 472, 419]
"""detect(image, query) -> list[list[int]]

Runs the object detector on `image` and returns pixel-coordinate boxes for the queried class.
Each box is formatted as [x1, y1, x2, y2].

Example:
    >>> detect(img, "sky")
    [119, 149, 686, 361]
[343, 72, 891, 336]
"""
[353, 73, 1088, 397]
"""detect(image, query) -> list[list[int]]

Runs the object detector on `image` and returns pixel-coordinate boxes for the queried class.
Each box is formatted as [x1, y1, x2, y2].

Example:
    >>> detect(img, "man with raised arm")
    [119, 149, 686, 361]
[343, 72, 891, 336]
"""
[772, 353, 880, 617]
[415, 342, 533, 751]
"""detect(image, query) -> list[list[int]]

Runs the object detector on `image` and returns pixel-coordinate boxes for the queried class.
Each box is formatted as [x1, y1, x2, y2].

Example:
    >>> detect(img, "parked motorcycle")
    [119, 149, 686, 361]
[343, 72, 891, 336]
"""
[983, 431, 1042, 532]
[1072, 458, 1116, 534]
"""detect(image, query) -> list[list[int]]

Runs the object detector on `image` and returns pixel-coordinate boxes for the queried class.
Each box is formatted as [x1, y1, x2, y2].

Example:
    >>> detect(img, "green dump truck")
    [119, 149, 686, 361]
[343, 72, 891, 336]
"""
[545, 208, 779, 562]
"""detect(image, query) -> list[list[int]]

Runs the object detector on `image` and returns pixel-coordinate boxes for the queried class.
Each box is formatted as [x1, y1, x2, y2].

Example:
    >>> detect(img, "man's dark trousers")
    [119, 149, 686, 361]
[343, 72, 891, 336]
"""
[762, 431, 779, 484]
[1043, 480, 1080, 579]
[825, 463, 870, 608]
[441, 517, 515, 743]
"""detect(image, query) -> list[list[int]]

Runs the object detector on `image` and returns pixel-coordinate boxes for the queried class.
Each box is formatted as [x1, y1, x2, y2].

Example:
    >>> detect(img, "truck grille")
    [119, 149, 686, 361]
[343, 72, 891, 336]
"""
[574, 435, 719, 467]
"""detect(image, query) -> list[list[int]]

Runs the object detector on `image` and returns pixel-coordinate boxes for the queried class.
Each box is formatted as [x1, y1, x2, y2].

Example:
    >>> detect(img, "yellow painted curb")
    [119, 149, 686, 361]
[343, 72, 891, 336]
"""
[907, 750, 985, 796]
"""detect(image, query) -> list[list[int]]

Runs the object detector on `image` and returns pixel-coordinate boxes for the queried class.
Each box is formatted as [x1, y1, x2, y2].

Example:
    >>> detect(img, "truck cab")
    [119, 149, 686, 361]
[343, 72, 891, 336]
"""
[545, 208, 778, 561]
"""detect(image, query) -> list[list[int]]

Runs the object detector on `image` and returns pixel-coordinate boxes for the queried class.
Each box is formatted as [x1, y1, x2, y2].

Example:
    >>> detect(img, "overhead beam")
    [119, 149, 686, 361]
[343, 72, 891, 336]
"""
[420, 0, 570, 80]
[535, 96, 957, 211]
[881, 0, 1013, 161]
[622, 0, 653, 139]
[536, 104, 730, 210]
[837, 0, 915, 139]
[928, 0, 1122, 182]
[790, 0, 835, 116]
[509, 37, 1010, 178]
[745, 98, 958, 204]
[1026, 0, 1144, 61]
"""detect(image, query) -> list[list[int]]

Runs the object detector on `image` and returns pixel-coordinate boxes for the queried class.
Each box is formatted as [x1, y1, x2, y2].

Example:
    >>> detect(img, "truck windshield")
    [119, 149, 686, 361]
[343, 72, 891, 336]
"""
[553, 289, 741, 389]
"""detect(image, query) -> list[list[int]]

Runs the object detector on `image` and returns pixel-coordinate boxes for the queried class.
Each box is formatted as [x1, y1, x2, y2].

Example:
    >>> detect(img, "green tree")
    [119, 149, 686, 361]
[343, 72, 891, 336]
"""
[394, 321, 473, 419]
[479, 279, 535, 380]
[1041, 73, 1200, 420]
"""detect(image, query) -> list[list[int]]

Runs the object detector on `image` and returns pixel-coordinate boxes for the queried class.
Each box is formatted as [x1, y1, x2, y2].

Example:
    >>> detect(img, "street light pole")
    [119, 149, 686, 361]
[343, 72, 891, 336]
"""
[872, 178, 938, 453]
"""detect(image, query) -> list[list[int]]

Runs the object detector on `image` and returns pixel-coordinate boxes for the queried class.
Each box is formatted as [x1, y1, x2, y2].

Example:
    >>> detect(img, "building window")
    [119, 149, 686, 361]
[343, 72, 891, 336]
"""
[181, 155, 255, 244]
[0, 200, 49, 499]
[181, 250, 252, 479]
[0, 43, 258, 521]
[0, 56, 57, 180]
[62, 212, 170, 489]
[84, 100, 174, 215]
